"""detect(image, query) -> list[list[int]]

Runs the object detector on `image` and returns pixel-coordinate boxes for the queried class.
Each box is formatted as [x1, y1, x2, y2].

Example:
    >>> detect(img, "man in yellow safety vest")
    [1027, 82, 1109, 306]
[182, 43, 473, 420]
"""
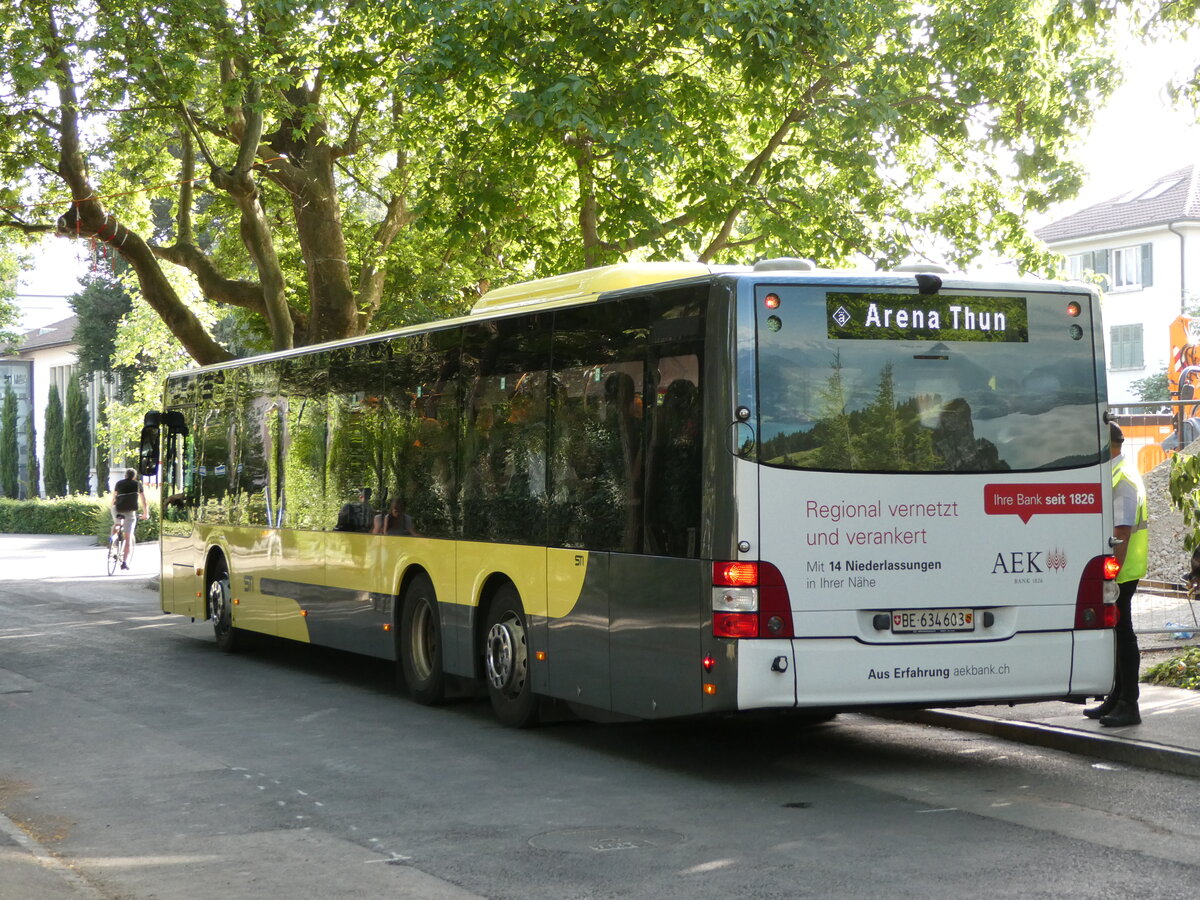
[1084, 421, 1148, 727]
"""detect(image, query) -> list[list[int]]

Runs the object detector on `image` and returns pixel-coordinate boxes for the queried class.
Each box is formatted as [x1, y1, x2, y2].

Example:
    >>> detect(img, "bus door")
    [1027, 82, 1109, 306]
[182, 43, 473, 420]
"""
[159, 398, 201, 618]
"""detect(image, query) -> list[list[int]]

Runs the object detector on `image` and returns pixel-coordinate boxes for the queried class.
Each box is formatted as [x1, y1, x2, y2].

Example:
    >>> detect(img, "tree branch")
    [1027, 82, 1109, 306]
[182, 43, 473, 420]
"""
[44, 6, 231, 366]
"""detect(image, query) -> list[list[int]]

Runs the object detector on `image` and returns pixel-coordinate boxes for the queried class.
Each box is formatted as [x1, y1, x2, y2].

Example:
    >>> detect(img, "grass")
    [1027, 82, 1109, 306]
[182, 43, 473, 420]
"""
[1143, 647, 1200, 691]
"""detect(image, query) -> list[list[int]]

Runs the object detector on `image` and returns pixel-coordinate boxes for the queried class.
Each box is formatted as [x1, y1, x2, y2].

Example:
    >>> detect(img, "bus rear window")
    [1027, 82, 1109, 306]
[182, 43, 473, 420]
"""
[754, 286, 1102, 473]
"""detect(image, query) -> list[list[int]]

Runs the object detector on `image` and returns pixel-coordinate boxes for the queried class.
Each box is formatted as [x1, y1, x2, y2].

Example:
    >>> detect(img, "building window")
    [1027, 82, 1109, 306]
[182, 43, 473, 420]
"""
[1110, 323, 1144, 370]
[49, 363, 79, 401]
[1111, 246, 1143, 290]
[1064, 244, 1153, 291]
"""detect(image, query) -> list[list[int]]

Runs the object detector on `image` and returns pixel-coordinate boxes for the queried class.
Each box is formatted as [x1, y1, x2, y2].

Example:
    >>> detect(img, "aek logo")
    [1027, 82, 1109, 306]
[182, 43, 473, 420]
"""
[990, 548, 1067, 575]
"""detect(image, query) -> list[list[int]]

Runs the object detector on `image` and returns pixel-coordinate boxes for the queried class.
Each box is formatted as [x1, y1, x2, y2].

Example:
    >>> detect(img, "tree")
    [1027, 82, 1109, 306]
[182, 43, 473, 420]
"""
[25, 408, 39, 499]
[0, 385, 18, 497]
[1131, 366, 1170, 402]
[1, 1, 1121, 364]
[67, 273, 133, 378]
[94, 390, 110, 493]
[63, 377, 91, 494]
[0, 245, 26, 350]
[43, 384, 66, 497]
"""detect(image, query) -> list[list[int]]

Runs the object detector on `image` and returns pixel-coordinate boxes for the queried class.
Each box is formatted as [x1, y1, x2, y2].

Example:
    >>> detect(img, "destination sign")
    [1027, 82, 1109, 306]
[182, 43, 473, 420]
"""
[826, 292, 1028, 343]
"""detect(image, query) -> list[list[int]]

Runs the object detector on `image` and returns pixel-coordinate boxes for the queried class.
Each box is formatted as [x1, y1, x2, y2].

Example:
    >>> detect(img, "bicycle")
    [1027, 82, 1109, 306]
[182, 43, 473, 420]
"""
[106, 515, 127, 576]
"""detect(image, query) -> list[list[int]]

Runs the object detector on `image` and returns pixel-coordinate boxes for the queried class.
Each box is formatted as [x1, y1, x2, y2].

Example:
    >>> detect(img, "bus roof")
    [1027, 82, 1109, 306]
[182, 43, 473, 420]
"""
[167, 261, 1098, 379]
[469, 262, 714, 315]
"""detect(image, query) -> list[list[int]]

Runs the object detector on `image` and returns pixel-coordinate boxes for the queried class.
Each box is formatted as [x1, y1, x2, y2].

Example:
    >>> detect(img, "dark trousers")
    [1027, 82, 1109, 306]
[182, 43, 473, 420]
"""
[1112, 579, 1141, 704]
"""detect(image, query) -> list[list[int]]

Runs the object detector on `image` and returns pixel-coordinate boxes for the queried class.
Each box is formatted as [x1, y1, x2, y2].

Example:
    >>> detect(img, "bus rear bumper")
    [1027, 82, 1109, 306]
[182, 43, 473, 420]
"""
[736, 631, 1115, 710]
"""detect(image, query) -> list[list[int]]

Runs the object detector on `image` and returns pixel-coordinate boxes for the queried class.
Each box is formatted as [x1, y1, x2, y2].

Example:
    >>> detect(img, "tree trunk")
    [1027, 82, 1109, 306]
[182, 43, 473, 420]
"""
[292, 146, 357, 344]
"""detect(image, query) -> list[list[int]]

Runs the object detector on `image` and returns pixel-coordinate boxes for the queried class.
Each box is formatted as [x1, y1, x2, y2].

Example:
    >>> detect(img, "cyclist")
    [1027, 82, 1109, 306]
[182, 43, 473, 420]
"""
[109, 468, 149, 570]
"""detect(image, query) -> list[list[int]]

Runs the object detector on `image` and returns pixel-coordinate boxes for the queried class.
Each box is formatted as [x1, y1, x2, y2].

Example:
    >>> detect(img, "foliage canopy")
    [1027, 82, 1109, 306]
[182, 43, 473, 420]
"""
[2, 0, 1122, 364]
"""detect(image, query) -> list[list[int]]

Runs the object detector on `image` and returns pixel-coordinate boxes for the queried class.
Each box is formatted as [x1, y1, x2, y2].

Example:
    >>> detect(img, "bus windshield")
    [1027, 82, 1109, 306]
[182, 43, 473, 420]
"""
[755, 285, 1102, 473]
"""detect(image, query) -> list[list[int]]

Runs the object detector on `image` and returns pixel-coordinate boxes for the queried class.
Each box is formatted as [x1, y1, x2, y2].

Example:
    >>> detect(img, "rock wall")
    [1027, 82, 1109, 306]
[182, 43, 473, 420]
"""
[1143, 443, 1199, 584]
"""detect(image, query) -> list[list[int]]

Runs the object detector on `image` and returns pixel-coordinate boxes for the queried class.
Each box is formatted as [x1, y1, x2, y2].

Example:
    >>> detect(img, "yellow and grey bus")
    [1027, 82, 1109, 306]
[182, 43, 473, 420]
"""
[146, 259, 1119, 726]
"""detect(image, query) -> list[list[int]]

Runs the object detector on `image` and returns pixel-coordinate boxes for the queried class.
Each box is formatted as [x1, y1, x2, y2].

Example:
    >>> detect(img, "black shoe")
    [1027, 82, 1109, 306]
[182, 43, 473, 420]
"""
[1083, 696, 1118, 719]
[1099, 702, 1141, 728]
[120, 562, 128, 570]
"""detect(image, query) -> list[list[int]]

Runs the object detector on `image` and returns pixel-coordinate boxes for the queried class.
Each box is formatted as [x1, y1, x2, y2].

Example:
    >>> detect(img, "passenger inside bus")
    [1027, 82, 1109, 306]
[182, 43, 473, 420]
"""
[372, 496, 419, 536]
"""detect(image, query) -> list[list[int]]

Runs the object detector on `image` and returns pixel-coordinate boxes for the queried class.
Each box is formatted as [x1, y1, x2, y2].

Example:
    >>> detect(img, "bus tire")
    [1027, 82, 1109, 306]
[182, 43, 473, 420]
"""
[208, 559, 241, 653]
[400, 573, 445, 705]
[483, 584, 538, 728]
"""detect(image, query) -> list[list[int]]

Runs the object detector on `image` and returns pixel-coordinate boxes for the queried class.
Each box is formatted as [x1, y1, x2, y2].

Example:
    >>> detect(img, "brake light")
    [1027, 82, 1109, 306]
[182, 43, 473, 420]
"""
[713, 612, 759, 638]
[713, 561, 758, 586]
[1075, 555, 1119, 629]
[712, 561, 794, 638]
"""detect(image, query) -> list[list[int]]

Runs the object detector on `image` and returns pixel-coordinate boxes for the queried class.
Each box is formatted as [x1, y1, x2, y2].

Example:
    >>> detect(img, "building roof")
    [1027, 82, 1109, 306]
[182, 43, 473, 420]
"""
[14, 315, 78, 354]
[1035, 164, 1200, 245]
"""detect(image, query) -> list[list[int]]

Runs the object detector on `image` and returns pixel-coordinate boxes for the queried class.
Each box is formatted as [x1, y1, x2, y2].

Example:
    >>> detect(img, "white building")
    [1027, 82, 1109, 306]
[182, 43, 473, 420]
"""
[1036, 164, 1200, 403]
[9, 315, 112, 496]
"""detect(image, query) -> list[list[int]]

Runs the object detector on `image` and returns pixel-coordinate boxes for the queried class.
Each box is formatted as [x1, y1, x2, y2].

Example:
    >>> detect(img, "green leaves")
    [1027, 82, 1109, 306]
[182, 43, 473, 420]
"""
[0, 0, 1135, 366]
[1169, 452, 1200, 552]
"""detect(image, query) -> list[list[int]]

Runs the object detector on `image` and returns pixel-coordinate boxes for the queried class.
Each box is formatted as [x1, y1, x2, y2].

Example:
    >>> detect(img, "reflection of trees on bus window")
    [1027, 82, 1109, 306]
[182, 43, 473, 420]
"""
[548, 289, 705, 557]
[164, 287, 706, 554]
[460, 316, 551, 544]
[761, 355, 1006, 473]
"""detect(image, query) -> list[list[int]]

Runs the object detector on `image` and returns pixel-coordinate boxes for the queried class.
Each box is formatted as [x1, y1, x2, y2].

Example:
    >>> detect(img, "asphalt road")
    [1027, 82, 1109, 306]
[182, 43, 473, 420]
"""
[2, 536, 1199, 899]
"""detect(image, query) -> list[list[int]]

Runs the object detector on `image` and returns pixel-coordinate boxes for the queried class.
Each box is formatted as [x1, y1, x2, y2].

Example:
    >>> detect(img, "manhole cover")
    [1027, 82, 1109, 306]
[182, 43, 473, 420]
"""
[529, 826, 685, 853]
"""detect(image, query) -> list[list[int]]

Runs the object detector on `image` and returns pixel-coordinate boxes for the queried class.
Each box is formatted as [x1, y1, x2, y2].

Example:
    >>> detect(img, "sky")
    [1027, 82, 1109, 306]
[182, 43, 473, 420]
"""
[12, 32, 1200, 333]
[1044, 33, 1200, 218]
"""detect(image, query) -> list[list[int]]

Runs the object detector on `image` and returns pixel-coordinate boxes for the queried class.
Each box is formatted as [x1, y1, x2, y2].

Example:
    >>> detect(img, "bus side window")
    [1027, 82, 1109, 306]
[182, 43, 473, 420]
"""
[646, 374, 701, 557]
[643, 290, 705, 558]
[549, 301, 647, 553]
[461, 316, 551, 544]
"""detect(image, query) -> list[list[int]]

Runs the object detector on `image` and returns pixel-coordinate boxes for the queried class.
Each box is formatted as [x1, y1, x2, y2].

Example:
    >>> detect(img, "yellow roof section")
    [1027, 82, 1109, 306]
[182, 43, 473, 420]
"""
[470, 262, 712, 315]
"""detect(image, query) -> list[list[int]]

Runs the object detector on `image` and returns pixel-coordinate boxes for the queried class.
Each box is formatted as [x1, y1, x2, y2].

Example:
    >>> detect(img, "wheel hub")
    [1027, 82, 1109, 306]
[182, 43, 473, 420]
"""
[411, 600, 436, 679]
[486, 621, 514, 689]
[209, 578, 229, 624]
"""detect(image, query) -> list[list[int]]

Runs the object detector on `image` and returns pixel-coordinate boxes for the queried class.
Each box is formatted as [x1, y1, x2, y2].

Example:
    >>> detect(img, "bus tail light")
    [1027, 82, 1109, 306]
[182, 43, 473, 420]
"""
[1075, 555, 1119, 629]
[712, 561, 794, 638]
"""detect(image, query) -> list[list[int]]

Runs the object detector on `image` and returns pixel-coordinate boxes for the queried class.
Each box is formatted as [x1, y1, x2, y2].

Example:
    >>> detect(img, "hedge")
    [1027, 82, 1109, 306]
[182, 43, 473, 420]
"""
[0, 496, 159, 543]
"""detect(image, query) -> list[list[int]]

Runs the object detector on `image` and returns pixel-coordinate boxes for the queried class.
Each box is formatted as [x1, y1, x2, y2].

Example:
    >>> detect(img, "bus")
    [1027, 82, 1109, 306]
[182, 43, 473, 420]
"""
[143, 258, 1119, 726]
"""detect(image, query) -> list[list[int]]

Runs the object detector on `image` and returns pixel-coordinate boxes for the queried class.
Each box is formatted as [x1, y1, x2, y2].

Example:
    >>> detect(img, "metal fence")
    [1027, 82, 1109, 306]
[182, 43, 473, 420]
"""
[1134, 580, 1200, 639]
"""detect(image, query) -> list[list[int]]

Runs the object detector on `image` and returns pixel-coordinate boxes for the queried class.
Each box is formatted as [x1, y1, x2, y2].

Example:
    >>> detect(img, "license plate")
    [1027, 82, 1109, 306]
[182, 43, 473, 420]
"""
[891, 608, 974, 633]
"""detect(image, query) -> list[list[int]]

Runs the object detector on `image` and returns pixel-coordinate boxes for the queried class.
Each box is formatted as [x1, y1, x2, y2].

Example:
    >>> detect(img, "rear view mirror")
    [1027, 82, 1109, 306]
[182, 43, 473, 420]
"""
[138, 411, 161, 477]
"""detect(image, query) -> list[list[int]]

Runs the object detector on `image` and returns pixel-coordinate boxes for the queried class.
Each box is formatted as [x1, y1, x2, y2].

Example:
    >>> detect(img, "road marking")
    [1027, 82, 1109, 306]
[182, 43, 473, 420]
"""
[297, 708, 338, 723]
[128, 622, 181, 630]
[364, 852, 413, 864]
[0, 620, 83, 632]
[0, 809, 105, 898]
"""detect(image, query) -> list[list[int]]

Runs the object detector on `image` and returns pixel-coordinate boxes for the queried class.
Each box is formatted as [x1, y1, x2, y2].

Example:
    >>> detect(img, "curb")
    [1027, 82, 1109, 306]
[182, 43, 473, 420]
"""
[882, 708, 1200, 779]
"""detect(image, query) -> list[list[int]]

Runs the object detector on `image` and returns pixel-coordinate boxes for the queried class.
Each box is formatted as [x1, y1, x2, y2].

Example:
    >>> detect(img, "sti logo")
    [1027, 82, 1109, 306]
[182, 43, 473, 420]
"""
[990, 548, 1067, 575]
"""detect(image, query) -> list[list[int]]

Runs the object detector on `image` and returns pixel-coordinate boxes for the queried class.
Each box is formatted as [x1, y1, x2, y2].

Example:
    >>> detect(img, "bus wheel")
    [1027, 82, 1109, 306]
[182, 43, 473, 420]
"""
[400, 573, 445, 705]
[483, 585, 538, 727]
[208, 561, 241, 653]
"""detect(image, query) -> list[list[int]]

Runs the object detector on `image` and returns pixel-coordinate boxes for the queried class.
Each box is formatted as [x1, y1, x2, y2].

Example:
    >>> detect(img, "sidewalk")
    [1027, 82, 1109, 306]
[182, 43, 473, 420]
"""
[884, 682, 1200, 778]
[0, 533, 159, 583]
